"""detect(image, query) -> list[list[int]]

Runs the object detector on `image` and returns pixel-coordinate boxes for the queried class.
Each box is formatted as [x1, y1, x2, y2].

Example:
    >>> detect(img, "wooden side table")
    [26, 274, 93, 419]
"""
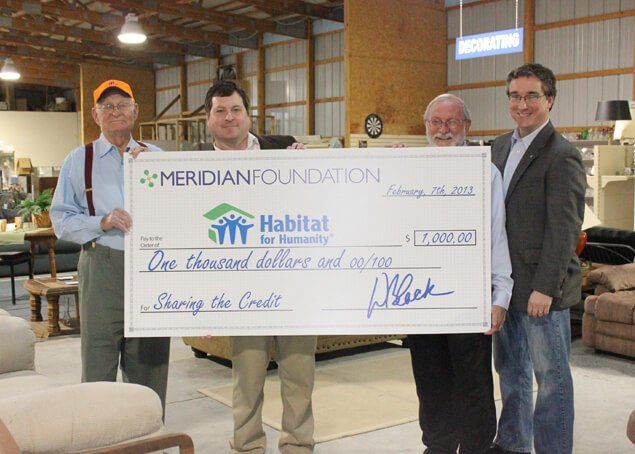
[24, 228, 58, 278]
[24, 277, 79, 336]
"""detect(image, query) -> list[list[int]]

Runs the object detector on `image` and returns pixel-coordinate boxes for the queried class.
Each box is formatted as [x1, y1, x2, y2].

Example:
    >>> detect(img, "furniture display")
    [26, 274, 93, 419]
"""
[0, 313, 194, 453]
[0, 232, 79, 278]
[24, 276, 79, 336]
[582, 263, 635, 358]
[581, 226, 635, 265]
[585, 145, 635, 230]
[0, 250, 32, 305]
[183, 334, 406, 361]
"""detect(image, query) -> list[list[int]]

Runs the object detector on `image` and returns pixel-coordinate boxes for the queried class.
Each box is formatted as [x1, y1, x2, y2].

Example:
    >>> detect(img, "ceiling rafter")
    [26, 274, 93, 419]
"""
[7, 55, 77, 73]
[3, 0, 251, 51]
[0, 1, 216, 59]
[99, 0, 306, 40]
[0, 40, 151, 69]
[239, 0, 343, 22]
[0, 30, 158, 67]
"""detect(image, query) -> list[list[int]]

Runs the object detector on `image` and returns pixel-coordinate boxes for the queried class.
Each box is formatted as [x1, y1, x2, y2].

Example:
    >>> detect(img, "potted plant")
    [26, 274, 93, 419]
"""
[0, 183, 27, 220]
[16, 188, 53, 228]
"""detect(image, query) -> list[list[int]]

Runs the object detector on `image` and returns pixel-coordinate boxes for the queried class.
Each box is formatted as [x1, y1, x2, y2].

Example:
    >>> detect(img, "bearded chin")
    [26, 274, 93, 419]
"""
[427, 131, 465, 147]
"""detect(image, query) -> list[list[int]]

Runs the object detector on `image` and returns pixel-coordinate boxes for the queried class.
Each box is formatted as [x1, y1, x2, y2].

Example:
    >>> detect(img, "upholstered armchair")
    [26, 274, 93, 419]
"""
[582, 263, 635, 358]
[0, 312, 194, 453]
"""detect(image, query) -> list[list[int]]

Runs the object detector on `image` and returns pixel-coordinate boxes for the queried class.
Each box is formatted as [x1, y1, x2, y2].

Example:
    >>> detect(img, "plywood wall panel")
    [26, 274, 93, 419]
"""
[80, 63, 155, 143]
[345, 0, 446, 138]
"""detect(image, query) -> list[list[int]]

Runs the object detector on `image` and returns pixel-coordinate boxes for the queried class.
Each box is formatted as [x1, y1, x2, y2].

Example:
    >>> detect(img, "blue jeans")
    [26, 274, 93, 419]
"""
[493, 309, 574, 454]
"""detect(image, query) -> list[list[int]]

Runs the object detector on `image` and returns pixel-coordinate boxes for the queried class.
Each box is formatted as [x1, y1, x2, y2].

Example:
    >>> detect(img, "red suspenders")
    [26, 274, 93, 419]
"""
[84, 140, 147, 216]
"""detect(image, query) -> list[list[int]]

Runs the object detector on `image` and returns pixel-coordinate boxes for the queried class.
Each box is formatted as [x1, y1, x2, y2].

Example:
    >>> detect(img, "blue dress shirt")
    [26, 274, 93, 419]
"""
[51, 133, 161, 251]
[490, 163, 513, 310]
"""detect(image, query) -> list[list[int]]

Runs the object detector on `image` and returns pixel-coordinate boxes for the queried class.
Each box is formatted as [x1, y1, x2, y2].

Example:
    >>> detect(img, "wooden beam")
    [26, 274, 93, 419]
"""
[11, 76, 77, 88]
[2, 0, 221, 57]
[315, 96, 344, 104]
[469, 125, 617, 137]
[8, 56, 77, 75]
[101, 0, 301, 41]
[315, 56, 344, 65]
[162, 0, 307, 39]
[241, 0, 344, 22]
[533, 9, 635, 31]
[180, 59, 187, 114]
[257, 33, 265, 134]
[446, 0, 502, 11]
[0, 30, 160, 66]
[306, 19, 314, 135]
[0, 9, 192, 61]
[448, 67, 635, 91]
[0, 43, 151, 70]
[265, 63, 307, 74]
[556, 67, 633, 81]
[154, 94, 181, 121]
[524, 0, 535, 63]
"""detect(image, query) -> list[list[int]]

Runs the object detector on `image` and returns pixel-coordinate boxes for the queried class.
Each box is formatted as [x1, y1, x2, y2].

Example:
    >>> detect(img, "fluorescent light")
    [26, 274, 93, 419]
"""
[0, 58, 20, 81]
[118, 13, 147, 44]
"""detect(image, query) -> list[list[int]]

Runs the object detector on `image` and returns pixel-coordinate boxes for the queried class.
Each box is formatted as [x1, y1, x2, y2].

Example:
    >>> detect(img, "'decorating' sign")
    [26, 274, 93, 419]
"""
[455, 27, 523, 60]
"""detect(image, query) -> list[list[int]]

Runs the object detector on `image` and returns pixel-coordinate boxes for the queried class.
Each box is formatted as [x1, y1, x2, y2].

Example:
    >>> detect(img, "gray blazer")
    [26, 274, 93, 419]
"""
[492, 121, 586, 312]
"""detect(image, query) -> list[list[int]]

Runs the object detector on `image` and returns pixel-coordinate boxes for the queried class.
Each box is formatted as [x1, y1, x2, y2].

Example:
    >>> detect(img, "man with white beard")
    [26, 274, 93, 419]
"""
[400, 93, 513, 454]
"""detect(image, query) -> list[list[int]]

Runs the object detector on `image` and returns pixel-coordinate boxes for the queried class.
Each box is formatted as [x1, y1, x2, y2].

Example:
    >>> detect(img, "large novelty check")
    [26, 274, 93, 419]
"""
[124, 148, 491, 337]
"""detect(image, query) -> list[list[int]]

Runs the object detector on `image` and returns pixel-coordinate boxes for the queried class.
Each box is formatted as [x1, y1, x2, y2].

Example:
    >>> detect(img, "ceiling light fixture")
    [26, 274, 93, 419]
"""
[0, 58, 20, 81]
[118, 13, 147, 44]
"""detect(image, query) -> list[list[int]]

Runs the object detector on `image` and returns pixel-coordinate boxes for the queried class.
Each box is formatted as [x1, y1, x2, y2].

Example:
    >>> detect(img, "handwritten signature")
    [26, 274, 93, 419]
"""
[367, 273, 454, 318]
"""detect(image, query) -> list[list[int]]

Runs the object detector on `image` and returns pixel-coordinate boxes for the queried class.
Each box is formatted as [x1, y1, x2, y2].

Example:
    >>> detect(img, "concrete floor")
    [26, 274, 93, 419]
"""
[2, 277, 634, 453]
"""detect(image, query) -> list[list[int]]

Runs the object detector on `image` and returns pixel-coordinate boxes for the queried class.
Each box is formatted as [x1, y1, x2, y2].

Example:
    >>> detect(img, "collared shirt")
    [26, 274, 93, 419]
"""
[51, 133, 162, 251]
[503, 118, 550, 193]
[490, 163, 513, 310]
[213, 132, 261, 151]
[246, 132, 261, 150]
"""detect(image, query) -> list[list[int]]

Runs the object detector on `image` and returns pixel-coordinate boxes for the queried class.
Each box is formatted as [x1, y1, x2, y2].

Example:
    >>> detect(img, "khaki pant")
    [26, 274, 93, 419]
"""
[78, 244, 170, 416]
[229, 335, 317, 454]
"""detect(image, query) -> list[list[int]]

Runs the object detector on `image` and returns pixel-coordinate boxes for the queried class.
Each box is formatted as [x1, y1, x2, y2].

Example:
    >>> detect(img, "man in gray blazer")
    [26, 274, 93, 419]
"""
[490, 64, 586, 454]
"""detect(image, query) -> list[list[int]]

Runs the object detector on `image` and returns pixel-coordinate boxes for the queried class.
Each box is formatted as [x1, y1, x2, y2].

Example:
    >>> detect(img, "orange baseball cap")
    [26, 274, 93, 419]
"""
[93, 79, 134, 105]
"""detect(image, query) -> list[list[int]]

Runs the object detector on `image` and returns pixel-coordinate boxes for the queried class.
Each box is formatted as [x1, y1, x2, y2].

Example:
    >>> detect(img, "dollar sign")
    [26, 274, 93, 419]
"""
[405, 234, 410, 243]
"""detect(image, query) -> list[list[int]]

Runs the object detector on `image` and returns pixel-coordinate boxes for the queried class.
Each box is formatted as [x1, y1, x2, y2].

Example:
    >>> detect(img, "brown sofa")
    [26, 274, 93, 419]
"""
[183, 335, 406, 360]
[582, 263, 635, 358]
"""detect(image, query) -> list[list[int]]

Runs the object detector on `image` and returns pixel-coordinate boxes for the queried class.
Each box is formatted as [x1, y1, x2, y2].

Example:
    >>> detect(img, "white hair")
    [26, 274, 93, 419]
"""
[423, 93, 472, 122]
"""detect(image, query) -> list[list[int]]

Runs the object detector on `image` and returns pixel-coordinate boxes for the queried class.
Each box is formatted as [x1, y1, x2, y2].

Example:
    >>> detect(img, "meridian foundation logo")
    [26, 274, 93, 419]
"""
[203, 203, 254, 245]
[139, 169, 158, 188]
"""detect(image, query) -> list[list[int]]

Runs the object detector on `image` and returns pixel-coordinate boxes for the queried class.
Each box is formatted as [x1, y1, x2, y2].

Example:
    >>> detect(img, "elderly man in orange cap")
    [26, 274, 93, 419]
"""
[51, 80, 170, 415]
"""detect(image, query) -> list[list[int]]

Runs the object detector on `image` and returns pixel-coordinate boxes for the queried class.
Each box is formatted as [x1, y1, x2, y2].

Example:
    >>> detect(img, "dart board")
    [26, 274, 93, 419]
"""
[364, 113, 383, 138]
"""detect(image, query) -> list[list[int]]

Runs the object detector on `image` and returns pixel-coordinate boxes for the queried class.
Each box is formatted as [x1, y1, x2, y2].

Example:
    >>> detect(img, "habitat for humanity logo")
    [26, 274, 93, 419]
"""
[203, 203, 254, 245]
[139, 170, 158, 188]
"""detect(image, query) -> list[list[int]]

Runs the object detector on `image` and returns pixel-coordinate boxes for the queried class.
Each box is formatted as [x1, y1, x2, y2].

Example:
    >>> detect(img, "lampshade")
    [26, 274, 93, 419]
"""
[595, 100, 632, 121]
[0, 58, 20, 81]
[16, 158, 33, 174]
[118, 13, 147, 44]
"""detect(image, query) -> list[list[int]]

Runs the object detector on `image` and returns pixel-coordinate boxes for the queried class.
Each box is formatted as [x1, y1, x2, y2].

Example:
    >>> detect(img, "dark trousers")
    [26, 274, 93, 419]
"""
[408, 333, 496, 454]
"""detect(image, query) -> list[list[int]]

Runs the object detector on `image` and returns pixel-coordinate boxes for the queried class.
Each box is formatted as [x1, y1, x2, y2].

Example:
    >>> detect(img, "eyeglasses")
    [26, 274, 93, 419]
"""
[95, 103, 135, 113]
[426, 118, 463, 129]
[507, 93, 545, 104]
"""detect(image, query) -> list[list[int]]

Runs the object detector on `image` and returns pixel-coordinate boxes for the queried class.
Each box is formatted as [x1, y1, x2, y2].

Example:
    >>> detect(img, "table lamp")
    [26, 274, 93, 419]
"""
[595, 100, 632, 144]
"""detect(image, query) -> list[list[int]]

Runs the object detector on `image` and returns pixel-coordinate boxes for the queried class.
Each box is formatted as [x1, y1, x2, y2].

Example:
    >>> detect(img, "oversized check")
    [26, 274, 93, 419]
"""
[124, 148, 491, 337]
